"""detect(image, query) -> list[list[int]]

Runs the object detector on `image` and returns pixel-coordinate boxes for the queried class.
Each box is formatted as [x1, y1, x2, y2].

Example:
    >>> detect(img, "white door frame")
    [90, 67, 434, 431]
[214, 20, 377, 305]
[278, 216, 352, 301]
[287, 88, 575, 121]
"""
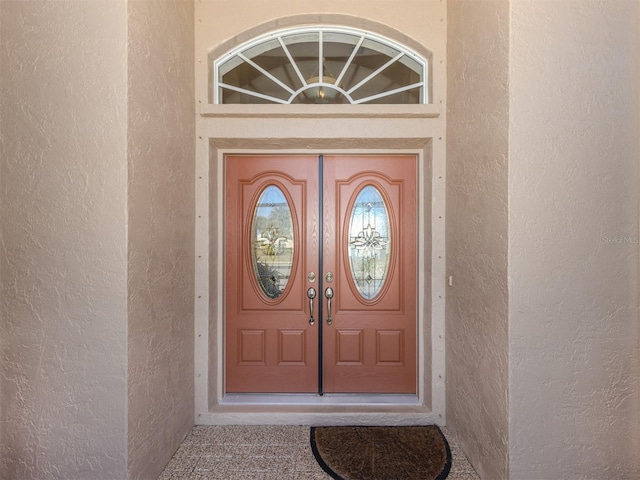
[194, 108, 446, 426]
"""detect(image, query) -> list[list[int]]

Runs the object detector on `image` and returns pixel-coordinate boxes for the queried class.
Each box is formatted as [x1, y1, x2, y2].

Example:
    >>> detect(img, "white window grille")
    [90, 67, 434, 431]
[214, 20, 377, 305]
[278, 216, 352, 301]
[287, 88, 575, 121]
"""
[213, 27, 428, 105]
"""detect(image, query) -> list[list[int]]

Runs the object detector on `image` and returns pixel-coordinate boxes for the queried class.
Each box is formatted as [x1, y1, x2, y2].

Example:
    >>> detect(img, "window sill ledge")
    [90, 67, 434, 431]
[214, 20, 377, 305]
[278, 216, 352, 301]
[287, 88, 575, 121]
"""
[199, 103, 441, 119]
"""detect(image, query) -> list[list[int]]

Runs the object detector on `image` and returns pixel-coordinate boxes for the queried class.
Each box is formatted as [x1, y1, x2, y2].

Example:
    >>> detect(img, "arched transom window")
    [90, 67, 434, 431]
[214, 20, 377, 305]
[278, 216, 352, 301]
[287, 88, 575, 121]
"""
[213, 27, 428, 105]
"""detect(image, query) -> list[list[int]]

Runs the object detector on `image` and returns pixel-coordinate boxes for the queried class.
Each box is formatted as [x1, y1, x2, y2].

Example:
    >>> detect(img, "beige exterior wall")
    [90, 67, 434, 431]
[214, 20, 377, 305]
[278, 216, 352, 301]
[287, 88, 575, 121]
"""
[0, 1, 128, 478]
[127, 1, 195, 479]
[0, 1, 195, 478]
[446, 1, 510, 479]
[447, 1, 640, 478]
[508, 1, 639, 478]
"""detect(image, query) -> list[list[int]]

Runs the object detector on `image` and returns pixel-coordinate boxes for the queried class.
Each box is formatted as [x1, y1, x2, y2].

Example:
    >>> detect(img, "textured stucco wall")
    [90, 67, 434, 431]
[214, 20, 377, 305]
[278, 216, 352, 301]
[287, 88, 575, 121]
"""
[126, 0, 195, 478]
[446, 1, 510, 479]
[509, 1, 639, 478]
[127, 0, 195, 479]
[0, 1, 128, 478]
[1, 0, 196, 477]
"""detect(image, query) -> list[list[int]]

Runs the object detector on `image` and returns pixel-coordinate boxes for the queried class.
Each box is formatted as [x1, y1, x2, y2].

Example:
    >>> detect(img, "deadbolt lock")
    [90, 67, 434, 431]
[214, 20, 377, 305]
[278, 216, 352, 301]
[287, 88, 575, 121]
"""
[307, 272, 316, 282]
[325, 272, 334, 283]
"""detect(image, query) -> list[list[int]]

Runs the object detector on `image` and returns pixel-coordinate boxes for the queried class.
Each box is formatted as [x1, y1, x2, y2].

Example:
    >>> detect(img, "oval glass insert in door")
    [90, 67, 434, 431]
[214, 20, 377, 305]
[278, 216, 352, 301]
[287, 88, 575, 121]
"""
[250, 185, 295, 299]
[347, 185, 392, 300]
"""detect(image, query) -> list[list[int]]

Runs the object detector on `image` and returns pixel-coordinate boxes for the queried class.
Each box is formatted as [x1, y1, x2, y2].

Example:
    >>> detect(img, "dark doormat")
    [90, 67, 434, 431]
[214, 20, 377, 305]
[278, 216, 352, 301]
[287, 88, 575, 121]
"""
[310, 425, 451, 480]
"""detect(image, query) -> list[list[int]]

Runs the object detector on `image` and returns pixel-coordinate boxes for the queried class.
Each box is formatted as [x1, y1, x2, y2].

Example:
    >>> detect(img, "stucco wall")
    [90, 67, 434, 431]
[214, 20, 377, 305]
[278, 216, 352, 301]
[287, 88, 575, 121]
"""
[126, 1, 195, 479]
[446, 1, 510, 479]
[509, 1, 639, 478]
[1, 1, 196, 477]
[0, 1, 128, 478]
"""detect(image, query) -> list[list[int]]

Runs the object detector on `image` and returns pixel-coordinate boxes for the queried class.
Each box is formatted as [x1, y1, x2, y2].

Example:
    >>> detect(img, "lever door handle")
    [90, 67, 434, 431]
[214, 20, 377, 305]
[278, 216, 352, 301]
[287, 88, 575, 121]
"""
[307, 287, 317, 325]
[324, 287, 334, 325]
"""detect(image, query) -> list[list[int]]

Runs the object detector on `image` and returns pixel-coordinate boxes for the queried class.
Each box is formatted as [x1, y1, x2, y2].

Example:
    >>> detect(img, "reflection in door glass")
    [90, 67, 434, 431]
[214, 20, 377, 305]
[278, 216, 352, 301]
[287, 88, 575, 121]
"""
[348, 186, 391, 299]
[250, 185, 294, 299]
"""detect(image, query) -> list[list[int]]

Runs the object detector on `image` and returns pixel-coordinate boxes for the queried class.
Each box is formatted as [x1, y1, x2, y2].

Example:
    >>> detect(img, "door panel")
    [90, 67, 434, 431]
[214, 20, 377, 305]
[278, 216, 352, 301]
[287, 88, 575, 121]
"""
[322, 156, 417, 393]
[225, 154, 416, 394]
[225, 155, 319, 393]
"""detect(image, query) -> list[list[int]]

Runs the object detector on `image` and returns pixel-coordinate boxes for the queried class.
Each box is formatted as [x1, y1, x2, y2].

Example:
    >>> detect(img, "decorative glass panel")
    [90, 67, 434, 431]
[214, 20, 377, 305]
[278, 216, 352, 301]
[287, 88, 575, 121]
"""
[250, 186, 294, 299]
[214, 27, 428, 104]
[348, 186, 391, 300]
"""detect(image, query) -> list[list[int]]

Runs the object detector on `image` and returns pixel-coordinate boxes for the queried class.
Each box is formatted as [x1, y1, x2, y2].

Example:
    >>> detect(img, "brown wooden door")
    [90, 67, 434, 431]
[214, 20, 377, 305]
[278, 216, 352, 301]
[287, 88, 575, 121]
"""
[322, 156, 417, 393]
[225, 155, 416, 394]
[225, 155, 319, 393]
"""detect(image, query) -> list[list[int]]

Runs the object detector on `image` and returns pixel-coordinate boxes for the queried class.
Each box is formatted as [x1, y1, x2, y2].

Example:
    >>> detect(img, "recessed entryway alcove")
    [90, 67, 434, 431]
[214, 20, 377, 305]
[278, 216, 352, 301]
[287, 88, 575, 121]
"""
[196, 136, 444, 426]
[193, 12, 447, 426]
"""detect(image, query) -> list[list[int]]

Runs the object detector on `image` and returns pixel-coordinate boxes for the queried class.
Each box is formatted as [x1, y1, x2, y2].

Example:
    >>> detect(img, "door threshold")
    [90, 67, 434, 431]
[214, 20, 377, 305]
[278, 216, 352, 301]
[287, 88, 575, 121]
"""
[220, 393, 421, 406]
[199, 394, 440, 426]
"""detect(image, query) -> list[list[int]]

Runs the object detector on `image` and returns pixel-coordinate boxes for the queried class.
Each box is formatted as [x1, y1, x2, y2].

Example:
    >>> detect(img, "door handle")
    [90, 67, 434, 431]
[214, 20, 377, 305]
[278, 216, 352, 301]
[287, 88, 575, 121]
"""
[324, 287, 334, 325]
[307, 287, 317, 325]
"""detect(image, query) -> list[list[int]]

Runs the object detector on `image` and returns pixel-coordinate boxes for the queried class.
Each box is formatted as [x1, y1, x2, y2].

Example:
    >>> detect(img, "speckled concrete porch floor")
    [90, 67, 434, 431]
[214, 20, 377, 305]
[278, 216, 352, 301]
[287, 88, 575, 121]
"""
[159, 425, 480, 480]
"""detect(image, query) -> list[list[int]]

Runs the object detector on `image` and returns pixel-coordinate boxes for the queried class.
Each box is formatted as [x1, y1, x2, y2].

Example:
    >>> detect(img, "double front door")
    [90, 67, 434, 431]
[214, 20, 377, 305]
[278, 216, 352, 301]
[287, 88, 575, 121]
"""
[225, 155, 417, 394]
